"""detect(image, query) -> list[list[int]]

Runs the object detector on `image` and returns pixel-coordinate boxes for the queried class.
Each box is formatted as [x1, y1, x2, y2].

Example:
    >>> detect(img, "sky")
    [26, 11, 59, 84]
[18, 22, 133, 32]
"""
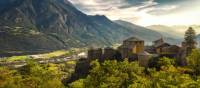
[69, 0, 200, 26]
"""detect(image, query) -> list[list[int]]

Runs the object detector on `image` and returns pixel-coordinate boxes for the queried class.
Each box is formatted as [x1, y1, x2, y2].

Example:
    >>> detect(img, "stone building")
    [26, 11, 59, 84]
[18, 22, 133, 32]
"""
[177, 48, 187, 66]
[87, 36, 187, 67]
[161, 45, 181, 58]
[154, 43, 171, 54]
[103, 47, 117, 60]
[153, 38, 171, 54]
[145, 46, 156, 54]
[177, 40, 197, 66]
[162, 45, 180, 55]
[119, 37, 144, 59]
[153, 37, 164, 46]
[138, 51, 152, 67]
[88, 48, 103, 61]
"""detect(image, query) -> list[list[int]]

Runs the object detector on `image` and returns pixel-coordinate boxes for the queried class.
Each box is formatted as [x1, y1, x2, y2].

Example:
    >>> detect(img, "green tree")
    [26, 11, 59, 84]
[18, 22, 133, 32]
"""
[158, 57, 174, 66]
[148, 57, 175, 70]
[187, 49, 200, 76]
[19, 60, 65, 88]
[0, 60, 75, 88]
[69, 60, 150, 88]
[0, 67, 22, 88]
[150, 69, 197, 88]
[184, 27, 197, 55]
[69, 79, 85, 88]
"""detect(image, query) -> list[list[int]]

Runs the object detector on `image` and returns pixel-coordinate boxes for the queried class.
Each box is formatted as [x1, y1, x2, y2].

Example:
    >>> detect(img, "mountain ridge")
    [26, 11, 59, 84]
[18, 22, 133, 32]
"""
[0, 0, 164, 52]
[115, 20, 182, 44]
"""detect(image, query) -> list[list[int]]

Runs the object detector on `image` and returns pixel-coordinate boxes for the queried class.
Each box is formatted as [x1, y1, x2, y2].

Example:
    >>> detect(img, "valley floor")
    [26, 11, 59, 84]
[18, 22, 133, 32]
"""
[0, 48, 87, 68]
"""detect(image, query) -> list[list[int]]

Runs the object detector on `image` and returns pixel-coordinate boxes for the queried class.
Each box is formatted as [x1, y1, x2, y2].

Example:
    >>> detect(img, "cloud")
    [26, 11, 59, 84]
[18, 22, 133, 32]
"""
[69, 0, 200, 26]
[144, 5, 179, 15]
[69, 0, 156, 14]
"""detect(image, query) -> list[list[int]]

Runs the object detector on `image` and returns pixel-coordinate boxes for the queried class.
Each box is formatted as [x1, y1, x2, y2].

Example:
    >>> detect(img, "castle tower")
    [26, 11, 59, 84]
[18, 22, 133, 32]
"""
[120, 37, 144, 59]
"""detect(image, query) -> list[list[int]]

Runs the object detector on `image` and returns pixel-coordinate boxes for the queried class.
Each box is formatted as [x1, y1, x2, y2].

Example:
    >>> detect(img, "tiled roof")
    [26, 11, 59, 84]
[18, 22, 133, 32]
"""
[124, 37, 143, 42]
[155, 43, 170, 48]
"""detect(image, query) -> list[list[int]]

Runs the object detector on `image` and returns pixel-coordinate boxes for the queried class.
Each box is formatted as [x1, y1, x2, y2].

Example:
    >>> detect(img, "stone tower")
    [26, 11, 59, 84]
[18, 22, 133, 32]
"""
[120, 37, 144, 59]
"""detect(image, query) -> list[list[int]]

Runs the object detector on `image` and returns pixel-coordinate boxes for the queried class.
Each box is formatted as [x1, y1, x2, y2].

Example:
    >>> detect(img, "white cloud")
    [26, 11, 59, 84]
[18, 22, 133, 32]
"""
[69, 0, 200, 26]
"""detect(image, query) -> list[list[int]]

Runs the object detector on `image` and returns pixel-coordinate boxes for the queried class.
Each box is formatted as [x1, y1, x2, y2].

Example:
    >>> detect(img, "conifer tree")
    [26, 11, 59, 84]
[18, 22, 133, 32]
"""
[184, 27, 197, 55]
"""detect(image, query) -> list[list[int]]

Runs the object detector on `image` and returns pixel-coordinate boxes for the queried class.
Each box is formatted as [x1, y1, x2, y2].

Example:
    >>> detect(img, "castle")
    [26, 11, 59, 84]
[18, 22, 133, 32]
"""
[87, 36, 194, 67]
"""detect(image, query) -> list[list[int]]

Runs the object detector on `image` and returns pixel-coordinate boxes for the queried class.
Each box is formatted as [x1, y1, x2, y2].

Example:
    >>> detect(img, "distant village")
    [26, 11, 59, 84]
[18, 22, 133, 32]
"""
[87, 27, 197, 67]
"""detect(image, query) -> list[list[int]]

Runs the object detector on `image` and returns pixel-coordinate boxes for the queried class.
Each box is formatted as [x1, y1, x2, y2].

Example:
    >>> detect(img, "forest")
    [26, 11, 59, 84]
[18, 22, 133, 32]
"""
[0, 49, 200, 88]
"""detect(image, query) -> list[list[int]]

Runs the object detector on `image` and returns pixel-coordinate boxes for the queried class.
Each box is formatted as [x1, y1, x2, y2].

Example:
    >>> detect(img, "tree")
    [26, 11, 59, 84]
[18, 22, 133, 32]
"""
[69, 60, 148, 88]
[69, 59, 200, 88]
[148, 57, 175, 70]
[187, 49, 200, 76]
[150, 69, 197, 88]
[184, 27, 197, 55]
[18, 60, 65, 88]
[0, 67, 22, 88]
[158, 57, 175, 71]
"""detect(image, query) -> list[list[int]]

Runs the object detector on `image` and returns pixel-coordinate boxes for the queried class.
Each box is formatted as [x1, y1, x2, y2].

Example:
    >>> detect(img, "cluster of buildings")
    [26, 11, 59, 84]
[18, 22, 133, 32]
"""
[87, 36, 191, 67]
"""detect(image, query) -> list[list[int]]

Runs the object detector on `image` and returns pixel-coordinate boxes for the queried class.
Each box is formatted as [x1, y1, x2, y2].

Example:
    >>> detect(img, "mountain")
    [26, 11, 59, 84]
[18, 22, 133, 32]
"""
[114, 20, 161, 44]
[147, 25, 183, 38]
[147, 25, 200, 38]
[171, 25, 200, 35]
[115, 20, 181, 44]
[0, 0, 162, 53]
